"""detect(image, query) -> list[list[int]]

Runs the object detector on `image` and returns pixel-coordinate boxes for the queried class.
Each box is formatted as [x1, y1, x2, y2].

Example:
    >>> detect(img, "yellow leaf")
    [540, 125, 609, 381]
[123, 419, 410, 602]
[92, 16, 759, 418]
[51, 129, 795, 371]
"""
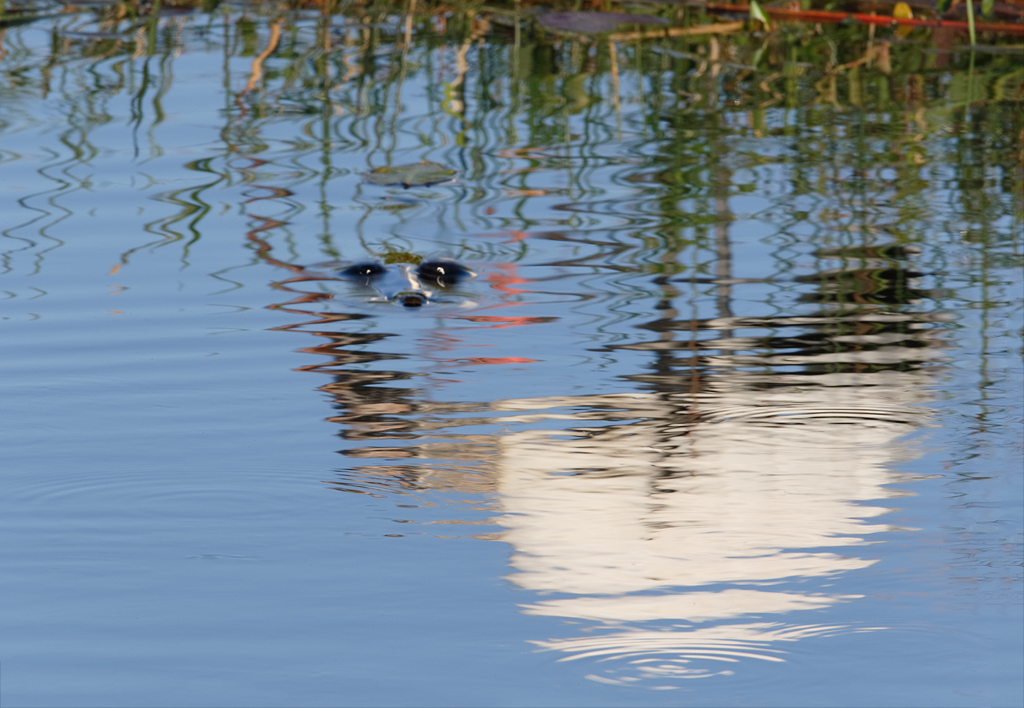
[894, 2, 913, 37]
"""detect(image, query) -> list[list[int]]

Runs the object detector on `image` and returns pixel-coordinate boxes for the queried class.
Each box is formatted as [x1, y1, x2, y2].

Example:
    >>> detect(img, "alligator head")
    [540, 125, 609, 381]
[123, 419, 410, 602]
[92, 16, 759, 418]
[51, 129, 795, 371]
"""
[336, 259, 476, 308]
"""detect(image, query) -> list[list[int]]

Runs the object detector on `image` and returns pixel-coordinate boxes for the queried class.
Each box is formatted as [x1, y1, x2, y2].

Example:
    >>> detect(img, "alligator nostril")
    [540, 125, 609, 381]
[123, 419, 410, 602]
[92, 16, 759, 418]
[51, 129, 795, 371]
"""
[401, 294, 425, 307]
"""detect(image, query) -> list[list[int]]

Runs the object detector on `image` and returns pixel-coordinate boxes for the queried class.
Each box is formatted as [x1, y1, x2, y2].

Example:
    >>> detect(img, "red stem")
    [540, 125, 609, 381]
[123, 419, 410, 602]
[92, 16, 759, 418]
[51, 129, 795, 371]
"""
[705, 3, 1024, 34]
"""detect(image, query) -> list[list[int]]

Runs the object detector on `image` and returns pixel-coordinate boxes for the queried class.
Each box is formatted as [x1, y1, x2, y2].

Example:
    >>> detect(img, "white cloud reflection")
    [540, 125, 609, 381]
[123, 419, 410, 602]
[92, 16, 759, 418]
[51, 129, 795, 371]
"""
[488, 371, 932, 682]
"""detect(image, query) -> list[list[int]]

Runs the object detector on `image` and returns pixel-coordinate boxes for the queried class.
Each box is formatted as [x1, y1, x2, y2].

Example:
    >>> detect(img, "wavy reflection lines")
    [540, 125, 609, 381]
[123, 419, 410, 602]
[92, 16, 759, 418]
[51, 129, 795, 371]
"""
[1, 46, 193, 272]
[2, 53, 126, 269]
[533, 623, 876, 683]
[2, 149, 78, 274]
[425, 48, 659, 236]
[214, 21, 687, 242]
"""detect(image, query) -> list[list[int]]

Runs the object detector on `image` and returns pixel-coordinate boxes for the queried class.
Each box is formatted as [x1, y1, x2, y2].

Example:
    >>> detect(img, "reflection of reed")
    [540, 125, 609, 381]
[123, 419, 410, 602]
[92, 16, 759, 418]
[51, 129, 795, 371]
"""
[4, 0, 1018, 277]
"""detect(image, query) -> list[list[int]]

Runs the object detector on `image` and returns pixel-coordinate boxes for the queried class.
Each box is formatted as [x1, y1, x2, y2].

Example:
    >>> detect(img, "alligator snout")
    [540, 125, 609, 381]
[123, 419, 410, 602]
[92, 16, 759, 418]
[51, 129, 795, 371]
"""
[338, 259, 475, 307]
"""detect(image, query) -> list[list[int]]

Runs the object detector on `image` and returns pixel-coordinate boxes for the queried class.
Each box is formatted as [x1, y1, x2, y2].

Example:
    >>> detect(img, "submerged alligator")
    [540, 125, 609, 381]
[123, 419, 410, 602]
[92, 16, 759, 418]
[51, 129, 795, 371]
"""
[332, 259, 476, 307]
[247, 227, 478, 310]
[263, 251, 478, 312]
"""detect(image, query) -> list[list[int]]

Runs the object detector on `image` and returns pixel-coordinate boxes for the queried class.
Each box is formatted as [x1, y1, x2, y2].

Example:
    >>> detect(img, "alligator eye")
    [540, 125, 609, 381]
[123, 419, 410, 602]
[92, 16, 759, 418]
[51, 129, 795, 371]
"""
[340, 262, 386, 278]
[416, 261, 472, 285]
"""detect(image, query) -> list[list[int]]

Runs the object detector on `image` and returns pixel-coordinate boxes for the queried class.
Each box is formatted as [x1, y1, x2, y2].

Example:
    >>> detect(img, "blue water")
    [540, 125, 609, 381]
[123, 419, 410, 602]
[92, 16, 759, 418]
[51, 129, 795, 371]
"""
[1, 6, 1022, 706]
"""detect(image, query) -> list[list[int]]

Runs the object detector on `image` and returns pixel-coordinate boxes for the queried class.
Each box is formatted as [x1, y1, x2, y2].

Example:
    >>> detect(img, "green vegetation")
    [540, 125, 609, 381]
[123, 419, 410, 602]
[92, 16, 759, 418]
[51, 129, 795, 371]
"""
[1, 0, 1020, 275]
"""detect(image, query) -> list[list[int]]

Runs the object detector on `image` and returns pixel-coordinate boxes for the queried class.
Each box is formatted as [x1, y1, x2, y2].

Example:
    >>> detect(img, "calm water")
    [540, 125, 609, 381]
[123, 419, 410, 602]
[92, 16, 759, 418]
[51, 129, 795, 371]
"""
[1, 3, 1022, 705]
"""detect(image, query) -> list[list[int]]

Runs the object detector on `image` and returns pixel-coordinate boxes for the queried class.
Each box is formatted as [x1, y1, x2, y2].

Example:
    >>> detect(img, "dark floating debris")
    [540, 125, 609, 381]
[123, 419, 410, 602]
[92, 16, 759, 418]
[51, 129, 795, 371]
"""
[537, 11, 669, 34]
[362, 161, 457, 188]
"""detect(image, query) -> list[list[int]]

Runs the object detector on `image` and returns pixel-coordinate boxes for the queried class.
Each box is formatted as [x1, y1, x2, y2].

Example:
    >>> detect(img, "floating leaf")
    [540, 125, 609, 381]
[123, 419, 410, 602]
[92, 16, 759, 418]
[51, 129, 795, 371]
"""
[936, 0, 951, 14]
[363, 161, 457, 188]
[749, 0, 771, 29]
[981, 0, 993, 17]
[537, 11, 668, 34]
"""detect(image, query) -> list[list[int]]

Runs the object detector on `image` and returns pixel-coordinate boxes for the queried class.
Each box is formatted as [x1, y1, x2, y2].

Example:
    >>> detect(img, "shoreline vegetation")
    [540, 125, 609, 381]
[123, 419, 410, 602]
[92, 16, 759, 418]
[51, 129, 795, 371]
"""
[2, 0, 1022, 105]
[3, 0, 1024, 38]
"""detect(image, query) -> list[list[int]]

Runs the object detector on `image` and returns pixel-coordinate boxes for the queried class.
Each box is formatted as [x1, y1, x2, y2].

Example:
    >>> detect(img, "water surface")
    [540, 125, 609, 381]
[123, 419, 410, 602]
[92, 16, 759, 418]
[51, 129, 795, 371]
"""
[1, 4, 1021, 705]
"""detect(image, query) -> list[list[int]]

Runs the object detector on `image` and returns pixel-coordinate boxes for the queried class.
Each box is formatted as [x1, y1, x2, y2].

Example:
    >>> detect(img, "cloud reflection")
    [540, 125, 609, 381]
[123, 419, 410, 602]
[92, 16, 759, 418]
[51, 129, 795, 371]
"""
[487, 377, 929, 681]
